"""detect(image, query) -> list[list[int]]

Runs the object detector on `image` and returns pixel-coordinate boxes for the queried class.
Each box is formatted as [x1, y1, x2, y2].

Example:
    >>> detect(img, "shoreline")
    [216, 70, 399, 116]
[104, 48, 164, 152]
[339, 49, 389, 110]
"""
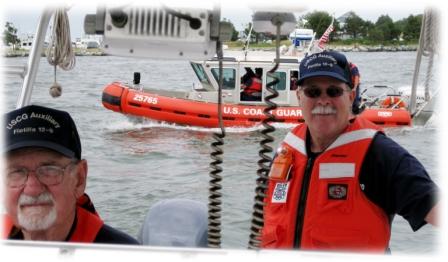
[2, 48, 107, 58]
[3, 44, 418, 58]
[232, 44, 418, 53]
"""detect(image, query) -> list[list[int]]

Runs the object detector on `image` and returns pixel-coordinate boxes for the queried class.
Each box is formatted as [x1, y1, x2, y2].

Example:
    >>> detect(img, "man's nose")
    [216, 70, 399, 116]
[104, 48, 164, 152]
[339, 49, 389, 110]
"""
[22, 172, 46, 196]
[317, 92, 332, 104]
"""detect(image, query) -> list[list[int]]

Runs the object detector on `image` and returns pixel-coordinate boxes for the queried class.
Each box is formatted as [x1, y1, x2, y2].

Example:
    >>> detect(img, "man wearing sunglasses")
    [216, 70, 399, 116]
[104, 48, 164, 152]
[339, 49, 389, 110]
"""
[261, 51, 439, 252]
[2, 105, 138, 244]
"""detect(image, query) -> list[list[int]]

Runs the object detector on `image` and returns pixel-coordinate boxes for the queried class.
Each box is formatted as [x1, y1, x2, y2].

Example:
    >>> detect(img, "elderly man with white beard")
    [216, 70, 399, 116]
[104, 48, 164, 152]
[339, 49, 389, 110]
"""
[260, 51, 439, 253]
[2, 105, 138, 244]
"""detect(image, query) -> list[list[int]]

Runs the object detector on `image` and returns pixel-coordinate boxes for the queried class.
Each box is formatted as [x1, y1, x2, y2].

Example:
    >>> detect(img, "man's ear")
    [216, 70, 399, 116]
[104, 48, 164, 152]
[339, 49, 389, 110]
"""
[74, 159, 88, 199]
[349, 87, 356, 104]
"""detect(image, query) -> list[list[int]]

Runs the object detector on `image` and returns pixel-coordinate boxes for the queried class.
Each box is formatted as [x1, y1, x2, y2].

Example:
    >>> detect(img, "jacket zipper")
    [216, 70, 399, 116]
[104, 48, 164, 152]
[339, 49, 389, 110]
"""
[293, 155, 316, 248]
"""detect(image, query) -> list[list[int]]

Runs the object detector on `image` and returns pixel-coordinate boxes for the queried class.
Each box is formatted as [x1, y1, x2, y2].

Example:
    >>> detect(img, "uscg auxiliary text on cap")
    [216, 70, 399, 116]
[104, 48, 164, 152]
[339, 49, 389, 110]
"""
[6, 112, 61, 130]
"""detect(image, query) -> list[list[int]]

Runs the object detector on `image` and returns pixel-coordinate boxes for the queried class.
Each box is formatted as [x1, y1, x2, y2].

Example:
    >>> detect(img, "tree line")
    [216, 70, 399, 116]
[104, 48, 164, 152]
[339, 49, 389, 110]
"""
[224, 10, 423, 44]
[304, 11, 422, 44]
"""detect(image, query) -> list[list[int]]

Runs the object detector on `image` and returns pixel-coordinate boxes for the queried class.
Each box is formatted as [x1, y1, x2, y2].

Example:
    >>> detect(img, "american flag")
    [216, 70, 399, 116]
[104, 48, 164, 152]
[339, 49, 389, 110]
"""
[318, 21, 334, 49]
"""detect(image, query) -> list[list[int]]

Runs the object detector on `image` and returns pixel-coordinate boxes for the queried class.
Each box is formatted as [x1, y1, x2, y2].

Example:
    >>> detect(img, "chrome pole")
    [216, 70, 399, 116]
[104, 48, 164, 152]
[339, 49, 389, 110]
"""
[16, 8, 54, 108]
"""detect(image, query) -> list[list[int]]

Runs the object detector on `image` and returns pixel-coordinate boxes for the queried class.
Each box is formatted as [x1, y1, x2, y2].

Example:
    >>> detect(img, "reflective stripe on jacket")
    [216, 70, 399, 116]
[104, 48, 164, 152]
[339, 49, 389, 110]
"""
[262, 117, 391, 252]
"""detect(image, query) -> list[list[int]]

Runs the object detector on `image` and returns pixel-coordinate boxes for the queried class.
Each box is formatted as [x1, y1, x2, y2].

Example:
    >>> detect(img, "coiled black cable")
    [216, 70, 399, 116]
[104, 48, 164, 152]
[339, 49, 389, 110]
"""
[208, 40, 226, 248]
[248, 23, 281, 250]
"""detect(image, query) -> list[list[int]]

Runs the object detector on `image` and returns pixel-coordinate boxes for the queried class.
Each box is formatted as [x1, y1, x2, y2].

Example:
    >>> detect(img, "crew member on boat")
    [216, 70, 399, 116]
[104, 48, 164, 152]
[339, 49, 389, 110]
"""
[261, 50, 439, 253]
[241, 67, 263, 101]
[349, 62, 363, 114]
[2, 105, 139, 244]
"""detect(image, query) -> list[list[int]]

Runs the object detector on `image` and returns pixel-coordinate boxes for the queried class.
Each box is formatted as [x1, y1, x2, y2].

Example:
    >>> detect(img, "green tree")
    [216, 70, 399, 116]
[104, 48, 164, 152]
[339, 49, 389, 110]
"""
[362, 20, 375, 39]
[344, 12, 365, 39]
[3, 22, 20, 50]
[375, 15, 400, 41]
[394, 18, 407, 34]
[222, 18, 240, 41]
[367, 27, 384, 42]
[402, 14, 422, 41]
[243, 22, 261, 44]
[302, 11, 335, 39]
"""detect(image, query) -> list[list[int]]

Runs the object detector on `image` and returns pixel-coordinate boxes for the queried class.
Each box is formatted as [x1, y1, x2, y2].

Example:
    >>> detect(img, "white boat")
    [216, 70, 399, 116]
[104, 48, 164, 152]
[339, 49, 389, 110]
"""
[289, 28, 314, 51]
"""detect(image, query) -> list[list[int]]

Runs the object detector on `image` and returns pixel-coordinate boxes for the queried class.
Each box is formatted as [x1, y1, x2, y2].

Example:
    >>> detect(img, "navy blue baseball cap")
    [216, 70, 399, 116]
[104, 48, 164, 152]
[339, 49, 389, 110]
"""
[4, 105, 82, 159]
[298, 51, 352, 87]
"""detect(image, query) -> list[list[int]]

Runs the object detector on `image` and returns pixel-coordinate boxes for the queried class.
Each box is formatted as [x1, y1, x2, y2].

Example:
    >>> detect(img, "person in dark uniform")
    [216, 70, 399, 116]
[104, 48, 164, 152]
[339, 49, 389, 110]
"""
[2, 105, 139, 244]
[349, 62, 364, 114]
[261, 51, 439, 252]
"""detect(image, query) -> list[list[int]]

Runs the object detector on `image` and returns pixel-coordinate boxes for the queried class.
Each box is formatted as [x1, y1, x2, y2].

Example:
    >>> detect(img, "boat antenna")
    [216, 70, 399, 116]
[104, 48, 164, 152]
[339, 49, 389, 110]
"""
[243, 23, 253, 61]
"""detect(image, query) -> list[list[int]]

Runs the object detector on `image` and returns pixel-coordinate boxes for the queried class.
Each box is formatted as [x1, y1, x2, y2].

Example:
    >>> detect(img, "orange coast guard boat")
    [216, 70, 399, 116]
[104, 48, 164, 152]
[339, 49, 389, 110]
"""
[103, 81, 305, 128]
[102, 54, 412, 128]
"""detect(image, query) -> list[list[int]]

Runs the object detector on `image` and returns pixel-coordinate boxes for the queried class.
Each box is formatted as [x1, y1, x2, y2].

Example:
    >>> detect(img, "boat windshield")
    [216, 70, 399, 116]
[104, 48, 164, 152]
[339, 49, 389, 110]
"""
[211, 68, 236, 90]
[267, 71, 287, 90]
[190, 62, 214, 90]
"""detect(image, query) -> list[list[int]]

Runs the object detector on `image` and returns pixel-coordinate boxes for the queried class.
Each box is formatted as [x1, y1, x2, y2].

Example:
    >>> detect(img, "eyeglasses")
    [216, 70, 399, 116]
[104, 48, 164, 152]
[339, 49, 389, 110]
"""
[5, 162, 76, 188]
[302, 86, 348, 98]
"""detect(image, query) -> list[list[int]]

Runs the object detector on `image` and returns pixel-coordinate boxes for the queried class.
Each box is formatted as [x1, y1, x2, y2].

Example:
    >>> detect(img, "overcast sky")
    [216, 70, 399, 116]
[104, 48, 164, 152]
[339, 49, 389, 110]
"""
[1, 0, 442, 38]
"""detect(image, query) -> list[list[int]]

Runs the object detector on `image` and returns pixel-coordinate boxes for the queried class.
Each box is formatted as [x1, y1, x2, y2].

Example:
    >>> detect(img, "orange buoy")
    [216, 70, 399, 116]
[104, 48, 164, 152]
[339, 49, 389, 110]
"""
[380, 96, 407, 109]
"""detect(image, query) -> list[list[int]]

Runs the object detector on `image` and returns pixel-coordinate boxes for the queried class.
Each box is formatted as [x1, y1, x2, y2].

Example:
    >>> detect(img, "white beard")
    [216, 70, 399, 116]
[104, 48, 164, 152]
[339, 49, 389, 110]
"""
[17, 192, 57, 231]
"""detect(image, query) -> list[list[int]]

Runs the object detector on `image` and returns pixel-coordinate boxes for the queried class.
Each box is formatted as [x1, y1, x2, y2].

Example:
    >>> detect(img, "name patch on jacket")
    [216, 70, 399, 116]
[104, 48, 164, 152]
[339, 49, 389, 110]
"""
[328, 184, 348, 200]
[319, 163, 355, 179]
[272, 182, 289, 203]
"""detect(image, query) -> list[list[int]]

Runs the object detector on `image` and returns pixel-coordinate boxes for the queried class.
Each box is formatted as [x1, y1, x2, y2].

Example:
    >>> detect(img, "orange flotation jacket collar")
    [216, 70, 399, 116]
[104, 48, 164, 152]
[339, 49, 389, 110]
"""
[244, 77, 262, 94]
[262, 117, 391, 252]
[2, 193, 104, 242]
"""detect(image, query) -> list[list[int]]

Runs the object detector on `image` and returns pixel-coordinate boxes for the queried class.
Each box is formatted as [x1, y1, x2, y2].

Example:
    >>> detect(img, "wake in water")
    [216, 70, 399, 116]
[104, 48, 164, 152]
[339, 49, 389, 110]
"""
[102, 116, 299, 134]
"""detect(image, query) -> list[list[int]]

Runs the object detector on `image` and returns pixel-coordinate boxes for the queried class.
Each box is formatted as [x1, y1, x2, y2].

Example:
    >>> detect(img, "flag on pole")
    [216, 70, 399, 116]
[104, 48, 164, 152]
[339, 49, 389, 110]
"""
[317, 19, 334, 49]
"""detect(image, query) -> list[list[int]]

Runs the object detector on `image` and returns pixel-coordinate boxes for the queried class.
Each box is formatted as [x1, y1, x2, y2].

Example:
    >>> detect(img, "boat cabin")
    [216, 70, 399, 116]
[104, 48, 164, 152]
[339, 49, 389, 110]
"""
[189, 55, 301, 107]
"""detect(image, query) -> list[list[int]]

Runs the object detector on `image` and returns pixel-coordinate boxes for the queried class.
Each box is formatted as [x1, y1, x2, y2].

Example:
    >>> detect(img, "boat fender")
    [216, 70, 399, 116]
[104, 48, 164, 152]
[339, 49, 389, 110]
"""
[102, 83, 126, 112]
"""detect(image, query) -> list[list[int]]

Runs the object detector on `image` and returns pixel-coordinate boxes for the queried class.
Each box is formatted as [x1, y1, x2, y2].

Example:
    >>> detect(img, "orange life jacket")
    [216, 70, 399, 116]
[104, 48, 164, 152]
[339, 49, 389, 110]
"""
[69, 206, 104, 242]
[244, 77, 262, 95]
[262, 117, 391, 252]
[2, 194, 104, 242]
[1, 214, 14, 239]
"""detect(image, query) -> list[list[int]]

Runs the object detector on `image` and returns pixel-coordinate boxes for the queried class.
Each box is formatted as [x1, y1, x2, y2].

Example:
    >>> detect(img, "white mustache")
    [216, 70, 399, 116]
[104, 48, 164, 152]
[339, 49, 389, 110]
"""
[311, 105, 337, 115]
[19, 192, 54, 206]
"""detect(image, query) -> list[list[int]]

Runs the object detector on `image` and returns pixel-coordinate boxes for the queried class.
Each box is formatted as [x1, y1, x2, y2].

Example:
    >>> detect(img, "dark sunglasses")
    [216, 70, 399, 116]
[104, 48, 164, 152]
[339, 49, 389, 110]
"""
[302, 86, 347, 98]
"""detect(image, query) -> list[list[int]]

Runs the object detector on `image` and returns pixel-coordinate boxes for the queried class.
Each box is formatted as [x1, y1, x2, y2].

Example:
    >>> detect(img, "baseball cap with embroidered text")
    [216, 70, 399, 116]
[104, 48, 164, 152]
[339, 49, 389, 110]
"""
[298, 51, 352, 87]
[4, 105, 82, 159]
